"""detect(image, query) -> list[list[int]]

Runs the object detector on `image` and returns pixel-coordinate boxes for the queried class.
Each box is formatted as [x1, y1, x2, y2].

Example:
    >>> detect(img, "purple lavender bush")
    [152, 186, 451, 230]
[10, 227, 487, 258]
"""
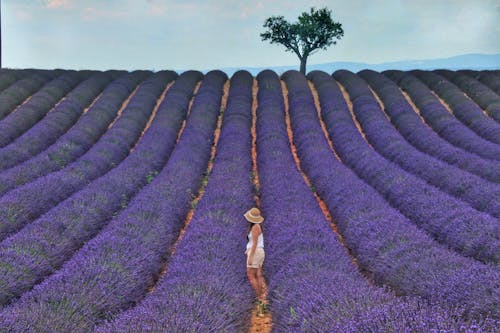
[0, 71, 150, 195]
[0, 71, 85, 147]
[0, 70, 56, 120]
[435, 69, 500, 123]
[0, 70, 201, 308]
[316, 70, 500, 264]
[94, 70, 255, 333]
[0, 69, 26, 92]
[0, 71, 148, 196]
[334, 70, 500, 217]
[0, 71, 176, 241]
[284, 70, 499, 320]
[258, 70, 498, 332]
[385, 70, 500, 162]
[0, 72, 114, 171]
[0, 68, 48, 93]
[358, 69, 500, 183]
[462, 70, 500, 95]
[413, 70, 500, 144]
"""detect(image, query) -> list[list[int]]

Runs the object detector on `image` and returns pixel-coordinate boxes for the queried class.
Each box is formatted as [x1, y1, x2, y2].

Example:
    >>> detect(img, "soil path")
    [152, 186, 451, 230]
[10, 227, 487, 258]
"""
[248, 78, 272, 333]
[283, 80, 366, 276]
[147, 79, 219, 293]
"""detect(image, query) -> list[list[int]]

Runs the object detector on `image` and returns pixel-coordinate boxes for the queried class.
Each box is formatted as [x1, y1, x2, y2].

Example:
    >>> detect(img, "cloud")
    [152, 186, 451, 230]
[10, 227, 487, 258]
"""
[81, 6, 129, 20]
[239, 3, 265, 19]
[15, 10, 33, 21]
[148, 3, 168, 16]
[45, 0, 74, 9]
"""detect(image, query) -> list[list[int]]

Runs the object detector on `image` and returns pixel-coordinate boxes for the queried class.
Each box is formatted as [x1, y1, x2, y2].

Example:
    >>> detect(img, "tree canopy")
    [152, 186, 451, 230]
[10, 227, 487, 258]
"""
[261, 7, 343, 74]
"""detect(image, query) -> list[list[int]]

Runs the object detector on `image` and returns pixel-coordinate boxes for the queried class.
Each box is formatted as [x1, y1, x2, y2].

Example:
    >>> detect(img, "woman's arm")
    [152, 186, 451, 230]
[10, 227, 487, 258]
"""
[248, 224, 259, 265]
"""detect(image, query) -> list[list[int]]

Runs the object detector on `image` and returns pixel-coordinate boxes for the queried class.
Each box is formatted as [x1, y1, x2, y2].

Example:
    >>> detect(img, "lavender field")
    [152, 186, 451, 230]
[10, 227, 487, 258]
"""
[0, 68, 498, 332]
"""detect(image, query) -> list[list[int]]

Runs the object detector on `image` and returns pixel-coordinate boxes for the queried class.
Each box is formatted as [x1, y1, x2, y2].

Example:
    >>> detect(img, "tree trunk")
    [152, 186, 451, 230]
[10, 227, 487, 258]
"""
[300, 57, 307, 75]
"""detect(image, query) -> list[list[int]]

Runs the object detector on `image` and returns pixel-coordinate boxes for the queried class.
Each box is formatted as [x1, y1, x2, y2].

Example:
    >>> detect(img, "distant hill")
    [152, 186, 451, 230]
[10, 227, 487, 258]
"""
[216, 53, 500, 76]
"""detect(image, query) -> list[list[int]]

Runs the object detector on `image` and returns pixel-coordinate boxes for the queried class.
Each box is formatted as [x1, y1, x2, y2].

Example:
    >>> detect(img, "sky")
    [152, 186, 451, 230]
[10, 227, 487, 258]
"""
[2, 0, 500, 71]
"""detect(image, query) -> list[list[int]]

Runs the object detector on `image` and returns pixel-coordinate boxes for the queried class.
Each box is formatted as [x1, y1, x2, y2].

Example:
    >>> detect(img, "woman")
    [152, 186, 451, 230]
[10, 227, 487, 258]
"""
[244, 207, 266, 306]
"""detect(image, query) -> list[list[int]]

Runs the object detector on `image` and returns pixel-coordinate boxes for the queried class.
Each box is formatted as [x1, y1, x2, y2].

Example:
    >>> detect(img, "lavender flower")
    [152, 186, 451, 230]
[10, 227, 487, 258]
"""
[358, 69, 500, 183]
[0, 71, 85, 147]
[0, 70, 56, 120]
[313, 69, 500, 264]
[435, 69, 500, 123]
[285, 69, 499, 319]
[96, 71, 255, 333]
[334, 69, 500, 218]
[0, 71, 176, 241]
[461, 70, 500, 95]
[259, 69, 497, 331]
[0, 72, 114, 170]
[385, 70, 500, 162]
[413, 70, 500, 145]
[0, 71, 149, 196]
[0, 70, 202, 309]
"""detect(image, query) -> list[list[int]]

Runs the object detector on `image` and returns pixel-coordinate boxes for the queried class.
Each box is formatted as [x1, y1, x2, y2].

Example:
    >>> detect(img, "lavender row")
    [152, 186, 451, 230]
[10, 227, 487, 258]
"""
[435, 70, 500, 123]
[0, 71, 175, 241]
[336, 70, 500, 217]
[0, 70, 226, 332]
[358, 70, 500, 183]
[326, 70, 499, 263]
[257, 70, 484, 331]
[0, 69, 27, 92]
[413, 70, 500, 144]
[461, 70, 500, 95]
[0, 71, 86, 147]
[0, 71, 57, 121]
[0, 72, 115, 171]
[95, 71, 253, 333]
[0, 71, 148, 196]
[0, 71, 201, 308]
[0, 69, 52, 97]
[288, 70, 499, 319]
[385, 70, 500, 161]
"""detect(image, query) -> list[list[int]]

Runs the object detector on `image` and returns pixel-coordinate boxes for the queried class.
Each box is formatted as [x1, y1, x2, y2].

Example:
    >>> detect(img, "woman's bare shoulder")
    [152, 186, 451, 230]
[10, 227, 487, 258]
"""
[252, 224, 262, 233]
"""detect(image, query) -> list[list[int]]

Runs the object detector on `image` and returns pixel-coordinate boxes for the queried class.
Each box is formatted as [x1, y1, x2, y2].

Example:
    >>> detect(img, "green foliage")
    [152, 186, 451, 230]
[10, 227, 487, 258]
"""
[290, 306, 297, 319]
[146, 170, 158, 184]
[120, 193, 128, 209]
[261, 7, 343, 74]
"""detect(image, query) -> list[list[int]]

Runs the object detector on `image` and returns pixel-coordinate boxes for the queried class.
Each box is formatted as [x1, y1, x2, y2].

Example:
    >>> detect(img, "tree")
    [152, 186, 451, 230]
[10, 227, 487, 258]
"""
[261, 7, 343, 74]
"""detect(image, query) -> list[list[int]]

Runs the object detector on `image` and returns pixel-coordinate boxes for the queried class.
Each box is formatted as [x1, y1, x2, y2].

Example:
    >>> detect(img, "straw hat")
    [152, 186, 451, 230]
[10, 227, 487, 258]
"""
[244, 207, 264, 224]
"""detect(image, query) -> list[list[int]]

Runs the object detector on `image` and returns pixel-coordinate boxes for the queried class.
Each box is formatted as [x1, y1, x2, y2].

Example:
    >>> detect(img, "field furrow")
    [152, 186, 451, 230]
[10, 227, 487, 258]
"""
[463, 70, 500, 95]
[0, 71, 176, 241]
[0, 71, 85, 147]
[0, 70, 57, 120]
[0, 68, 497, 331]
[0, 70, 200, 309]
[413, 70, 500, 144]
[0, 72, 114, 171]
[0, 71, 148, 196]
[359, 69, 500, 182]
[263, 70, 422, 331]
[0, 69, 29, 93]
[0, 71, 225, 332]
[286, 70, 498, 319]
[94, 71, 254, 332]
[0, 68, 49, 95]
[436, 70, 500, 123]
[385, 70, 500, 161]
[334, 70, 500, 217]
[315, 70, 499, 264]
